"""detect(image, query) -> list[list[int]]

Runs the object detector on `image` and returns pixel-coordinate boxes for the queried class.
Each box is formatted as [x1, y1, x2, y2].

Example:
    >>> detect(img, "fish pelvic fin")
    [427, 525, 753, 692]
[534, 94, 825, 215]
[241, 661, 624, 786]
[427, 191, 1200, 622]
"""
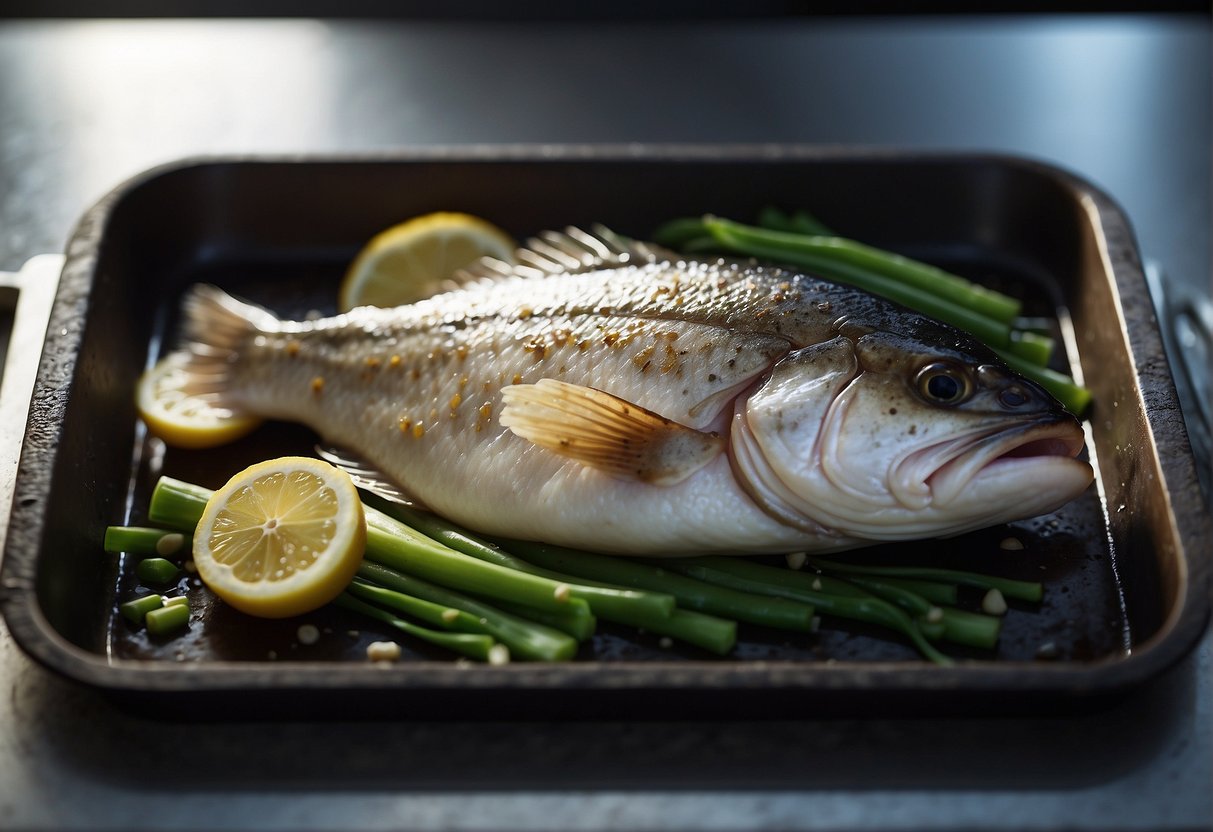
[315, 444, 430, 511]
[499, 379, 724, 486]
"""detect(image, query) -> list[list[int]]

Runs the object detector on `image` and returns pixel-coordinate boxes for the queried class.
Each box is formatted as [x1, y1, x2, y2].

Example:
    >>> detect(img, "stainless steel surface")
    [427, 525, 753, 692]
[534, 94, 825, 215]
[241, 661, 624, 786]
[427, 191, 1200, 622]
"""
[0, 15, 1208, 832]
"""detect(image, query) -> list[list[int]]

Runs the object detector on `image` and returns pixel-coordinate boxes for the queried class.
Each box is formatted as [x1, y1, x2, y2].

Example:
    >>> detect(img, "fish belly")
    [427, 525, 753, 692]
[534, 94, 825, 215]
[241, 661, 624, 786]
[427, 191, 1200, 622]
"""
[220, 300, 839, 553]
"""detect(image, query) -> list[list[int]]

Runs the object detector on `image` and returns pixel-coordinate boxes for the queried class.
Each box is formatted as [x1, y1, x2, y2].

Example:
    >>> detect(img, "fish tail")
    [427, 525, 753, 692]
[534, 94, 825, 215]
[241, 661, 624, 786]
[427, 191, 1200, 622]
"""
[176, 284, 281, 403]
[183, 284, 282, 350]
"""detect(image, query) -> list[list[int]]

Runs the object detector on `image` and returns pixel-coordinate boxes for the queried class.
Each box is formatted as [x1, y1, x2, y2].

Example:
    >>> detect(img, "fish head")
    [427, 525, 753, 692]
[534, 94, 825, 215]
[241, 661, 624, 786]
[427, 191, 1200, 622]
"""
[730, 321, 1094, 544]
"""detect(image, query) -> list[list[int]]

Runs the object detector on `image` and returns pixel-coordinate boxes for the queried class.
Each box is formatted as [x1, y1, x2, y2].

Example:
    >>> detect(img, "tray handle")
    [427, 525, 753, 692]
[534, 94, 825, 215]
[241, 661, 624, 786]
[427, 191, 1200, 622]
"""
[0, 255, 64, 559]
[1145, 261, 1211, 506]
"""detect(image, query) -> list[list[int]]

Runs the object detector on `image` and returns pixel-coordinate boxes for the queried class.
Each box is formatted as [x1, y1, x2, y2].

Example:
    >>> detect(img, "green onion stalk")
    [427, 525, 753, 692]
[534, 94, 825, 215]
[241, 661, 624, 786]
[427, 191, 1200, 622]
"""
[137, 476, 1041, 664]
[373, 502, 737, 655]
[146, 477, 592, 661]
[651, 215, 1090, 417]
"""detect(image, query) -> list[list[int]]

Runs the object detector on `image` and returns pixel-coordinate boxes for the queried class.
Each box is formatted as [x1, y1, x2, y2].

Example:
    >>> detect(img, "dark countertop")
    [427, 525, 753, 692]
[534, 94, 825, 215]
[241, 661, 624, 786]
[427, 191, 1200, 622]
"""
[0, 15, 1209, 831]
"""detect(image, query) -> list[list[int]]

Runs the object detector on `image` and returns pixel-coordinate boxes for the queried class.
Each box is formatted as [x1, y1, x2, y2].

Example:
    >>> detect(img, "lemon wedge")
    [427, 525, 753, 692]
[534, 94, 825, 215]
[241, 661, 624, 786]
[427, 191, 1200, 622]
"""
[339, 211, 516, 312]
[136, 352, 262, 449]
[192, 457, 366, 619]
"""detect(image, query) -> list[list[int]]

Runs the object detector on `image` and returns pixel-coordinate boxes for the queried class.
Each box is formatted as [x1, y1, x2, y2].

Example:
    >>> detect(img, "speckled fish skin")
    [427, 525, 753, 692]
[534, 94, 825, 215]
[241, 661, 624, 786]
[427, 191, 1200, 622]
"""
[181, 237, 1093, 555]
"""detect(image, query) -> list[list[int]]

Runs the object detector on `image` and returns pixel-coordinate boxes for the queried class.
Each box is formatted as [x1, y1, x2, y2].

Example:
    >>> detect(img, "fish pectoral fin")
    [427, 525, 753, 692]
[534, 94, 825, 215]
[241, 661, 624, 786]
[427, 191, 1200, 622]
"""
[499, 379, 725, 486]
[314, 445, 430, 510]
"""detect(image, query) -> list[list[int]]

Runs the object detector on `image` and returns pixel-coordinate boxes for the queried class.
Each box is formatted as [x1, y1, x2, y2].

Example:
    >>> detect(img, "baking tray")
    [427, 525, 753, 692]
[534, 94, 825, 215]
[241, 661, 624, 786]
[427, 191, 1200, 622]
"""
[2, 147, 1208, 718]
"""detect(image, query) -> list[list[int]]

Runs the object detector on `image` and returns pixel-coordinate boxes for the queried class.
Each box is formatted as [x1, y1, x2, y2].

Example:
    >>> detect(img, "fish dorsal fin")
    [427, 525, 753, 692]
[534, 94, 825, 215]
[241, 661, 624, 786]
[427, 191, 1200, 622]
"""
[499, 379, 724, 486]
[454, 225, 680, 284]
[314, 445, 429, 510]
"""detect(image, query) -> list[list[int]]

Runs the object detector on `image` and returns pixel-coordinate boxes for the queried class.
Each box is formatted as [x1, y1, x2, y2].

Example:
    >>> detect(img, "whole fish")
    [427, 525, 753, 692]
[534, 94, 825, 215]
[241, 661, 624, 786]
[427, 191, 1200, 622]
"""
[174, 228, 1093, 555]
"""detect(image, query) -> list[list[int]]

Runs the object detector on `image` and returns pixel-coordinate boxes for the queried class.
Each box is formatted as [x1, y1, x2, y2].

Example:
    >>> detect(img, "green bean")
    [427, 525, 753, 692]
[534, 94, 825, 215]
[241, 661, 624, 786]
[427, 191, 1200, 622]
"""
[703, 219, 1013, 348]
[635, 608, 736, 656]
[372, 503, 678, 625]
[355, 562, 581, 660]
[146, 477, 212, 529]
[779, 568, 995, 650]
[119, 594, 164, 625]
[680, 236, 726, 254]
[346, 579, 475, 631]
[846, 577, 1001, 650]
[104, 526, 187, 557]
[135, 557, 180, 585]
[652, 215, 1089, 415]
[148, 477, 603, 618]
[788, 209, 835, 236]
[375, 504, 736, 653]
[1013, 316, 1058, 336]
[363, 506, 604, 616]
[808, 557, 1044, 602]
[145, 602, 190, 637]
[650, 216, 717, 249]
[333, 593, 502, 663]
[705, 217, 1022, 324]
[493, 599, 596, 642]
[861, 576, 958, 606]
[493, 540, 815, 631]
[1008, 329, 1056, 366]
[664, 557, 953, 665]
[756, 206, 796, 233]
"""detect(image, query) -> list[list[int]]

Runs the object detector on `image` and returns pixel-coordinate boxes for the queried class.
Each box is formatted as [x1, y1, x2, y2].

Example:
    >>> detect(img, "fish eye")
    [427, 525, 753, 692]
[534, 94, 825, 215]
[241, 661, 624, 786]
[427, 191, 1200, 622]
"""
[999, 387, 1029, 408]
[915, 362, 971, 405]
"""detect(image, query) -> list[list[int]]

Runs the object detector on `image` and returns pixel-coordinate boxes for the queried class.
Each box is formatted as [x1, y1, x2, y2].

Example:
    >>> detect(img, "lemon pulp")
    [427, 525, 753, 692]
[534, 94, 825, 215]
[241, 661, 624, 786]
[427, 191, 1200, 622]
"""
[136, 352, 261, 449]
[193, 458, 366, 618]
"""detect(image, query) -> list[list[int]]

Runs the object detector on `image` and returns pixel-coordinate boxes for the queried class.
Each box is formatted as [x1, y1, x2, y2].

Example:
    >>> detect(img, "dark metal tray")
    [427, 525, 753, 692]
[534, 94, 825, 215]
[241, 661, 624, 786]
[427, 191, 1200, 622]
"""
[2, 147, 1208, 718]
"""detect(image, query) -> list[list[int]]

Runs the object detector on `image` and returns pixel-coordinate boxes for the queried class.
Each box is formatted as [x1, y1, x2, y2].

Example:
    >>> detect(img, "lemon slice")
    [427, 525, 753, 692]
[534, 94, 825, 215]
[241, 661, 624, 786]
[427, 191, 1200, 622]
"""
[339, 211, 515, 312]
[193, 457, 367, 619]
[136, 352, 262, 449]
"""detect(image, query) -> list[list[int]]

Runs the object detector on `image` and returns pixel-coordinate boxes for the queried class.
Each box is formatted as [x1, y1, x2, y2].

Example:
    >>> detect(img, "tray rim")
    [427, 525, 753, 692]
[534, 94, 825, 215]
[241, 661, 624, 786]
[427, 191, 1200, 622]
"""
[2, 145, 1209, 709]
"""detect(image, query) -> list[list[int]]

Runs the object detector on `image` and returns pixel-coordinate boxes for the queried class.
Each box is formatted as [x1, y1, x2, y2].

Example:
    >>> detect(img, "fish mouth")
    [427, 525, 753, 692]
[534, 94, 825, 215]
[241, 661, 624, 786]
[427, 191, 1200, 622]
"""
[922, 417, 1089, 508]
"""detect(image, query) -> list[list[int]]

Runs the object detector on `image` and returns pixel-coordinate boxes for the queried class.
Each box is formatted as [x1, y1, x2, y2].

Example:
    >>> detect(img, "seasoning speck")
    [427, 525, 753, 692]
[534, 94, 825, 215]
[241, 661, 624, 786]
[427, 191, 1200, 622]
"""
[441, 608, 460, 623]
[553, 583, 572, 603]
[981, 588, 1008, 616]
[366, 641, 402, 663]
[811, 578, 823, 592]
[155, 532, 185, 556]
[296, 624, 320, 645]
[488, 644, 511, 665]
[785, 552, 807, 571]
[999, 536, 1025, 551]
